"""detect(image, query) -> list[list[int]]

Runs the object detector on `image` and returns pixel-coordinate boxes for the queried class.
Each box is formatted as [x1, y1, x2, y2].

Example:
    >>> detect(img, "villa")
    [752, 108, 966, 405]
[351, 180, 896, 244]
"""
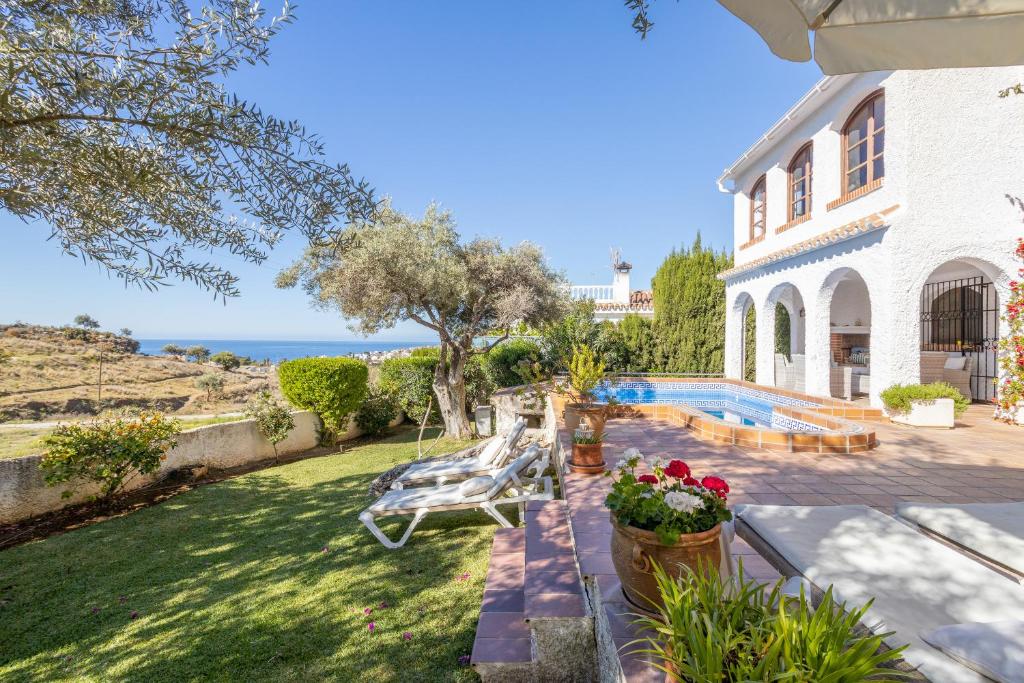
[570, 254, 654, 322]
[718, 66, 1024, 407]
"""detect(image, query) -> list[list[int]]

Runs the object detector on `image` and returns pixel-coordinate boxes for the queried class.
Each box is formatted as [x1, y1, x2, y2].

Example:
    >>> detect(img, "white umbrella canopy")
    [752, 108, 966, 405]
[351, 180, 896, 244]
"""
[717, 0, 1024, 74]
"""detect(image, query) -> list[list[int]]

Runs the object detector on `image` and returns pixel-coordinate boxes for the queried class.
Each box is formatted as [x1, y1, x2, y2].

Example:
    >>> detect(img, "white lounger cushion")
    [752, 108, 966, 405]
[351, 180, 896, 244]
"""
[921, 620, 1024, 683]
[737, 504, 1024, 683]
[897, 501, 1024, 576]
[368, 481, 492, 514]
[458, 476, 494, 496]
[392, 419, 527, 487]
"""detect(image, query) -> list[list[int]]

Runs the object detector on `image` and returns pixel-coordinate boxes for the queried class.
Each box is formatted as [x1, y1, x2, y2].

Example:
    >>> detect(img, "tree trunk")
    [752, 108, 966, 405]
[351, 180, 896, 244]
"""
[433, 343, 473, 438]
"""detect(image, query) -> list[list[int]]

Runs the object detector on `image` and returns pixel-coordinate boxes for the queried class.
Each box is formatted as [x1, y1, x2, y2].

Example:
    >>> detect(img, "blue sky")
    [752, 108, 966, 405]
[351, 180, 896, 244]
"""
[0, 1, 822, 341]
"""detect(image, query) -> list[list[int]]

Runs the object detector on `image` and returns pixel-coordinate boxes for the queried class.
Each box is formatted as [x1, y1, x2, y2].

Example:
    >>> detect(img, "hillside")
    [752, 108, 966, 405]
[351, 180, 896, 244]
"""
[0, 324, 277, 421]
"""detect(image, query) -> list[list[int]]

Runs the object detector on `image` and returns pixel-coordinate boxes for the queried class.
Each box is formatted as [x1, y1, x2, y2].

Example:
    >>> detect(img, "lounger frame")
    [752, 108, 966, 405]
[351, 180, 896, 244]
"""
[361, 451, 552, 549]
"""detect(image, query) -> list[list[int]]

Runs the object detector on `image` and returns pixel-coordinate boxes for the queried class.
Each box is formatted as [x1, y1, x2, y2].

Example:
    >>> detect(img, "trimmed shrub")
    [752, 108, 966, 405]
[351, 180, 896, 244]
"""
[409, 346, 439, 358]
[880, 382, 969, 417]
[355, 385, 399, 436]
[278, 357, 368, 434]
[483, 339, 542, 388]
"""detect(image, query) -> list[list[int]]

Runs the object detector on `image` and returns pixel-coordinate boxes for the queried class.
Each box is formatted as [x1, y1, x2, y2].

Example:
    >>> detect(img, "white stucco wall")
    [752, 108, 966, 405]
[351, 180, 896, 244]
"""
[721, 67, 1024, 407]
[0, 410, 401, 525]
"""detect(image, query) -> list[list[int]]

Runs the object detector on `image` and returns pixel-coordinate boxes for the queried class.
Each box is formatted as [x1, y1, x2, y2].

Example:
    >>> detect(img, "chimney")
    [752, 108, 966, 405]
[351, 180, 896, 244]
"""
[612, 260, 631, 304]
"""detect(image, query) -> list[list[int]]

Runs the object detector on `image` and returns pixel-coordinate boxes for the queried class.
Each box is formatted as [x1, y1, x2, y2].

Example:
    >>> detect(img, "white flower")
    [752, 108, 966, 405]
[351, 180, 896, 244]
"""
[614, 458, 629, 471]
[623, 447, 642, 459]
[664, 491, 704, 514]
[646, 455, 666, 469]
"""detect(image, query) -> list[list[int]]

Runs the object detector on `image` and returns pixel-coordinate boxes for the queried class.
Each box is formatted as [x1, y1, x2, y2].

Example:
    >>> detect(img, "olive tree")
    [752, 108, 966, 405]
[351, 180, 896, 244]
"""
[0, 1, 374, 298]
[278, 202, 567, 438]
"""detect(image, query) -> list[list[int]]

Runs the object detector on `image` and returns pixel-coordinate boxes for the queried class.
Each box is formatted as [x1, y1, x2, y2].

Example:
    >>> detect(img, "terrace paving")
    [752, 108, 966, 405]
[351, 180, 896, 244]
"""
[566, 403, 1024, 681]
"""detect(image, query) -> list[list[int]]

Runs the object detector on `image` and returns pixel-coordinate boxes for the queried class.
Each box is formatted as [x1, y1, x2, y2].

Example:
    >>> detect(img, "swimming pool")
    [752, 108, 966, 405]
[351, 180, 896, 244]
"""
[594, 381, 825, 432]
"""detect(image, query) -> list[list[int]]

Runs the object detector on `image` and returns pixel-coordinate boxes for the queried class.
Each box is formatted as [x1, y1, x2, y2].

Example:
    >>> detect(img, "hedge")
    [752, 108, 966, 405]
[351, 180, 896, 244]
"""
[379, 353, 494, 423]
[483, 339, 541, 388]
[278, 357, 368, 433]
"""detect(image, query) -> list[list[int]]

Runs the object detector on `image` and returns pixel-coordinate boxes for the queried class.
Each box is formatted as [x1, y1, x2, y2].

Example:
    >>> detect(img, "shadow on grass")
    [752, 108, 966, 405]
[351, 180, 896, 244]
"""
[0, 429, 500, 682]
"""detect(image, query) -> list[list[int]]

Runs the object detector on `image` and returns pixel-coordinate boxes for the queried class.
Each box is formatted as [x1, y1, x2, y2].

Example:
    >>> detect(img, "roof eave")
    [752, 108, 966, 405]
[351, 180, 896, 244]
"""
[716, 74, 858, 193]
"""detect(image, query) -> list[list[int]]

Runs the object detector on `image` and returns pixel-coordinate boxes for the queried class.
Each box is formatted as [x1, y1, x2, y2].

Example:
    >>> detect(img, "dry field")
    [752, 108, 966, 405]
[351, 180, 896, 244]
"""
[0, 325, 278, 422]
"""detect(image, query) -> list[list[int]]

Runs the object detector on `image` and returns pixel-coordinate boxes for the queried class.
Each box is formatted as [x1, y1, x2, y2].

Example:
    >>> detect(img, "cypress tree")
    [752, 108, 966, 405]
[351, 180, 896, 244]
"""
[744, 306, 757, 381]
[775, 303, 791, 358]
[651, 235, 733, 374]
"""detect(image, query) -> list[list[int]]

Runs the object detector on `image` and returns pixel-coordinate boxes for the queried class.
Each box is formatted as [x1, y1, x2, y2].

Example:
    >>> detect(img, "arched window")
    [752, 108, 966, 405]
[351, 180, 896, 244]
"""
[843, 91, 884, 193]
[788, 143, 812, 220]
[749, 175, 766, 241]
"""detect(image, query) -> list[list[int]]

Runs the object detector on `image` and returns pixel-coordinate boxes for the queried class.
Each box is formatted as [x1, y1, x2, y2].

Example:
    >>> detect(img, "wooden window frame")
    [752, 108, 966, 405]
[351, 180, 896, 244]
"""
[840, 90, 885, 197]
[787, 142, 813, 222]
[749, 174, 767, 243]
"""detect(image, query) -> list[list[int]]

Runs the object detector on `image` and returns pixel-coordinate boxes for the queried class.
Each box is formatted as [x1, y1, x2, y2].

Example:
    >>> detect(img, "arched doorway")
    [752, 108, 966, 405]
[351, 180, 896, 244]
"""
[733, 293, 756, 383]
[764, 283, 806, 391]
[920, 260, 1000, 402]
[824, 269, 872, 400]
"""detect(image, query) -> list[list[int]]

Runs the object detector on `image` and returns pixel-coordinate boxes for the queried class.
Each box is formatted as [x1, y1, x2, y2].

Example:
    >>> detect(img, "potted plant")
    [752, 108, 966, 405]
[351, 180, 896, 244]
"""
[569, 423, 605, 473]
[881, 382, 968, 428]
[560, 344, 608, 436]
[605, 450, 732, 612]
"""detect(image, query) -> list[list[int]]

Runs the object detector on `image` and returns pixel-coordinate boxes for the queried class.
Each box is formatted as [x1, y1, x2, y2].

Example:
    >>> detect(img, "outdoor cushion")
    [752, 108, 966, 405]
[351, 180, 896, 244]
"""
[896, 501, 1024, 576]
[458, 476, 494, 496]
[736, 504, 1024, 683]
[945, 356, 967, 370]
[921, 620, 1024, 683]
[367, 482, 491, 514]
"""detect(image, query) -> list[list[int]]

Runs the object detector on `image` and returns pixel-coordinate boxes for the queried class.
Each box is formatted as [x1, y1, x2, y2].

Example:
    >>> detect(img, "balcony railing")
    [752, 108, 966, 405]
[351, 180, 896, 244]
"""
[570, 284, 614, 301]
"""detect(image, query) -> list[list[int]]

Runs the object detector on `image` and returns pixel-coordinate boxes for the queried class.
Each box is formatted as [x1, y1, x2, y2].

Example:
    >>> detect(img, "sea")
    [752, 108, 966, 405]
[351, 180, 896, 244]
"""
[137, 339, 433, 364]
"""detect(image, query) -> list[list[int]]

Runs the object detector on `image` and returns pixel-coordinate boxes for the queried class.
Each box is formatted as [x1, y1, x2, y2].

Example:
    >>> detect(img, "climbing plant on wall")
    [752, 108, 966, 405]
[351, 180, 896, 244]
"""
[743, 306, 757, 382]
[996, 237, 1024, 423]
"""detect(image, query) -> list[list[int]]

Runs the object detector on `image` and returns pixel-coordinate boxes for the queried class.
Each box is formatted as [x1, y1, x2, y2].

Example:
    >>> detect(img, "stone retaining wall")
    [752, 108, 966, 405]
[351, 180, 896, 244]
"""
[0, 410, 401, 525]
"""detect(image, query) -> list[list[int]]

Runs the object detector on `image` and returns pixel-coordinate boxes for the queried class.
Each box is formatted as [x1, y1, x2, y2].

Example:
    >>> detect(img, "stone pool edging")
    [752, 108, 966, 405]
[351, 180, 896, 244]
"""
[568, 378, 881, 454]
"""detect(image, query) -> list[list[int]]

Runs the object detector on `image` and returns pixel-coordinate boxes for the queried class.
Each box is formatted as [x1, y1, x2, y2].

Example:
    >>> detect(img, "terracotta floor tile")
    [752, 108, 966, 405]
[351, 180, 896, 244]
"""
[475, 611, 530, 639]
[471, 637, 532, 664]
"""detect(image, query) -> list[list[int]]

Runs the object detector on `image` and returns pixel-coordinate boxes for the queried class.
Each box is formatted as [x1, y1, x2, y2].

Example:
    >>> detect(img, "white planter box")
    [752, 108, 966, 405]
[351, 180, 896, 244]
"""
[890, 398, 955, 428]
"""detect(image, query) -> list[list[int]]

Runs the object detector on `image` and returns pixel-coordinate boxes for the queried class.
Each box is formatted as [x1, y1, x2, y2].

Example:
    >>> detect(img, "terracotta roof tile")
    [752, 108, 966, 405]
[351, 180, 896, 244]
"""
[594, 290, 653, 312]
[717, 205, 899, 281]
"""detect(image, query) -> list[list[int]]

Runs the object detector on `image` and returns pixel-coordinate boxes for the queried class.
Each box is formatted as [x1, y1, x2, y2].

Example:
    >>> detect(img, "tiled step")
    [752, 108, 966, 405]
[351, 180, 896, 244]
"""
[471, 528, 532, 669]
[524, 499, 586, 620]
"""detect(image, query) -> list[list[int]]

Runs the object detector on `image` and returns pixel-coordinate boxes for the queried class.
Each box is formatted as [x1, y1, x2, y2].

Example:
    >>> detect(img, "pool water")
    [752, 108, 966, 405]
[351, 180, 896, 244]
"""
[595, 382, 823, 432]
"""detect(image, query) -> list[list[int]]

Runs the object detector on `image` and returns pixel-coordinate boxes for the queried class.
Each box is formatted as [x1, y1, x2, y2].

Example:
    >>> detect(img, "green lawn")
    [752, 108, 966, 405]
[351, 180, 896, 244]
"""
[0, 415, 246, 460]
[0, 428, 497, 681]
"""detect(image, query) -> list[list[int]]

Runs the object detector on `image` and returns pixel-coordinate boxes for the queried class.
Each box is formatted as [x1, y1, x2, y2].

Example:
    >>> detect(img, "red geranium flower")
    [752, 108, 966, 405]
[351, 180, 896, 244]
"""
[637, 474, 658, 485]
[700, 476, 730, 499]
[681, 476, 701, 488]
[663, 460, 691, 479]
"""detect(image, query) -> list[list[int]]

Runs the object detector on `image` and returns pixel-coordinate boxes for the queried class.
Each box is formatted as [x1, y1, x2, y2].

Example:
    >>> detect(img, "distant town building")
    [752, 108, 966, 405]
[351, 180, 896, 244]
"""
[570, 251, 654, 322]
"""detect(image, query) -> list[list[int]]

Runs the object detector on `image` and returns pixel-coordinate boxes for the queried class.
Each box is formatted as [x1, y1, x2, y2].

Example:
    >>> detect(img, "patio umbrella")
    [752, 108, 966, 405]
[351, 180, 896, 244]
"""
[716, 0, 1024, 74]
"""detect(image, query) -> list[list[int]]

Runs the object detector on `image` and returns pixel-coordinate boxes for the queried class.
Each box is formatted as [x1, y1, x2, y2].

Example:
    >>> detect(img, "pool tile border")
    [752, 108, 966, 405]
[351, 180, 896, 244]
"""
[574, 378, 882, 454]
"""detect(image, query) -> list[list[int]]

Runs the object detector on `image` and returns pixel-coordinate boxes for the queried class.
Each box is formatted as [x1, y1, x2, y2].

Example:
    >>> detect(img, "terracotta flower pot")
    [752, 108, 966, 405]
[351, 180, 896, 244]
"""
[610, 517, 723, 612]
[564, 402, 607, 436]
[571, 442, 604, 468]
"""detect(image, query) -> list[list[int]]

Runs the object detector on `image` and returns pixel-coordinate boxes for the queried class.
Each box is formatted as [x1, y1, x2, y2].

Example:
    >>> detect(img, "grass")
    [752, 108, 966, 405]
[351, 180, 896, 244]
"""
[0, 415, 248, 460]
[0, 428, 497, 681]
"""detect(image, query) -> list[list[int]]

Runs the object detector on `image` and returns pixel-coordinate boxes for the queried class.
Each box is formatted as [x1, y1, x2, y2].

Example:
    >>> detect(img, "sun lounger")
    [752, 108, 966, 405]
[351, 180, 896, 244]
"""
[897, 501, 1024, 581]
[390, 418, 527, 489]
[360, 444, 552, 549]
[736, 504, 1024, 682]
